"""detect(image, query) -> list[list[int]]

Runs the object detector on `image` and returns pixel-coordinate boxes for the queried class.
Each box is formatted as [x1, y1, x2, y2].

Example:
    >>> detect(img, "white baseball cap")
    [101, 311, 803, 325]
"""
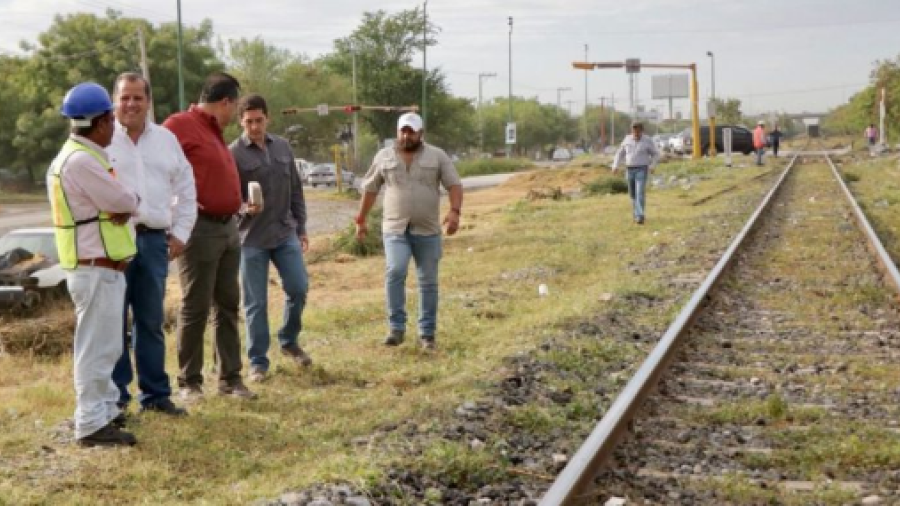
[757, 120, 765, 126]
[398, 112, 423, 132]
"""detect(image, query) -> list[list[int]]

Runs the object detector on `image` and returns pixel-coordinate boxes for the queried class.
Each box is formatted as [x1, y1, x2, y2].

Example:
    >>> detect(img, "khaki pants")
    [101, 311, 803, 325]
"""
[176, 215, 243, 387]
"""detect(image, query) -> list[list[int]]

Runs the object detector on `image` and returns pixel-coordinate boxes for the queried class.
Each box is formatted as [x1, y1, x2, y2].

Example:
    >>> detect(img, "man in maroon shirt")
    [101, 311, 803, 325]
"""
[163, 72, 256, 400]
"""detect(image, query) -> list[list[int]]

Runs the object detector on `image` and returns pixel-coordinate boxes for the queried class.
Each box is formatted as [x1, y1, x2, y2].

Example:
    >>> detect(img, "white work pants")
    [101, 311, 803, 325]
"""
[67, 267, 126, 439]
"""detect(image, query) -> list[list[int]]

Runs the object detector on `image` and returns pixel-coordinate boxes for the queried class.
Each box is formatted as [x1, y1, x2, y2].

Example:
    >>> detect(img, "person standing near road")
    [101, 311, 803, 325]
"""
[770, 125, 784, 158]
[611, 121, 659, 225]
[865, 124, 878, 148]
[108, 72, 196, 417]
[229, 94, 311, 383]
[48, 82, 140, 446]
[753, 120, 767, 166]
[163, 72, 256, 401]
[355, 112, 463, 350]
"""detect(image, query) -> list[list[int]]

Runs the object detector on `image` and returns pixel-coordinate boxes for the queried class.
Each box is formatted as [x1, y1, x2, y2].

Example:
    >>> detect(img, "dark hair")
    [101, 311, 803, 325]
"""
[199, 72, 241, 103]
[237, 94, 268, 118]
[113, 72, 151, 98]
[71, 111, 113, 136]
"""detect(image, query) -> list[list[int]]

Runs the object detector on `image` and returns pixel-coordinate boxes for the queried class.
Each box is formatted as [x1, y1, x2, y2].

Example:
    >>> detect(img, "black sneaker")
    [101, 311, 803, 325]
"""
[140, 398, 188, 417]
[77, 423, 137, 447]
[383, 330, 405, 346]
[112, 412, 128, 428]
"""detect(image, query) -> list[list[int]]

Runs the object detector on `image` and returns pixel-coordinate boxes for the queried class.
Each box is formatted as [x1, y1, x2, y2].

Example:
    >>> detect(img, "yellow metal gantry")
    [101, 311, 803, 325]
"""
[573, 60, 702, 160]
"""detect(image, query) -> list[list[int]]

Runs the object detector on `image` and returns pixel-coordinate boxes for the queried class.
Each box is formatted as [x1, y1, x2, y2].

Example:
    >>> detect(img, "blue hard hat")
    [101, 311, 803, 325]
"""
[60, 82, 113, 120]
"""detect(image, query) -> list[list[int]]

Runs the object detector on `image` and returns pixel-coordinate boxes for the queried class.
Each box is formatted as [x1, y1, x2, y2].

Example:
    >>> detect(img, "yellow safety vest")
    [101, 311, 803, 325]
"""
[48, 139, 136, 269]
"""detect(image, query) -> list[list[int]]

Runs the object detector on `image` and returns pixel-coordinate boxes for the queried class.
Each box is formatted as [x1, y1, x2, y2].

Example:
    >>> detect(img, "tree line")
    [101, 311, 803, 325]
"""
[0, 8, 587, 187]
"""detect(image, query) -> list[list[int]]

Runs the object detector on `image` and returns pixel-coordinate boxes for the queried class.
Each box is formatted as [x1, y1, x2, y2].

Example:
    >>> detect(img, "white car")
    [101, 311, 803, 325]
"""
[295, 158, 313, 183]
[669, 134, 687, 155]
[0, 227, 65, 308]
[307, 163, 356, 188]
[551, 148, 572, 161]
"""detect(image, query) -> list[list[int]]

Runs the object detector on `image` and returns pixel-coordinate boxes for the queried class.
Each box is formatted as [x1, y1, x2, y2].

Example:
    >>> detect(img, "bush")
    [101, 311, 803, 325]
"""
[584, 176, 628, 195]
[455, 157, 533, 178]
[332, 207, 384, 257]
[842, 172, 860, 183]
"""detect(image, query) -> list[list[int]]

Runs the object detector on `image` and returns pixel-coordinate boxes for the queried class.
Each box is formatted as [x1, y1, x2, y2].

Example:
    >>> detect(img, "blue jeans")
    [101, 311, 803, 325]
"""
[113, 230, 171, 407]
[383, 231, 442, 337]
[756, 148, 765, 165]
[626, 166, 648, 220]
[241, 235, 308, 371]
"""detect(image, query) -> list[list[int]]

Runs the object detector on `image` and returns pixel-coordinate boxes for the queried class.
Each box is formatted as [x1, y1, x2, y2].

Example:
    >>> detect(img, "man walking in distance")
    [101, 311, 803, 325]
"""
[753, 120, 767, 166]
[229, 94, 311, 382]
[611, 121, 659, 225]
[48, 82, 140, 446]
[108, 72, 196, 417]
[355, 112, 463, 350]
[163, 72, 256, 400]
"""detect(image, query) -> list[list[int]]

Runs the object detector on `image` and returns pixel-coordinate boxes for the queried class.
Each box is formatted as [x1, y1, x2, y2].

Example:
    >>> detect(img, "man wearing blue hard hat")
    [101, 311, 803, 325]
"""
[47, 82, 141, 447]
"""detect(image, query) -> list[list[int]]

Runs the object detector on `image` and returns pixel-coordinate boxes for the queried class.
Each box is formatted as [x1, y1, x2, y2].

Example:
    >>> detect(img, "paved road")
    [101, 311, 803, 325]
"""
[0, 172, 521, 237]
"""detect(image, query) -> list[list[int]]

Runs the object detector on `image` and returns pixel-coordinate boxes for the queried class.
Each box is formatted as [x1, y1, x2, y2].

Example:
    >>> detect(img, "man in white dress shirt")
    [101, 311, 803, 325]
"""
[611, 121, 660, 225]
[108, 72, 197, 417]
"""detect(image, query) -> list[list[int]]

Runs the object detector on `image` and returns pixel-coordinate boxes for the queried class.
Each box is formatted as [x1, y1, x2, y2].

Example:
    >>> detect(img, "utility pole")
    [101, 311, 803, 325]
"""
[478, 72, 497, 154]
[422, 0, 428, 128]
[137, 27, 154, 121]
[556, 87, 571, 110]
[176, 0, 184, 111]
[565, 100, 575, 117]
[583, 44, 589, 150]
[506, 16, 513, 159]
[351, 42, 359, 171]
[599, 97, 606, 147]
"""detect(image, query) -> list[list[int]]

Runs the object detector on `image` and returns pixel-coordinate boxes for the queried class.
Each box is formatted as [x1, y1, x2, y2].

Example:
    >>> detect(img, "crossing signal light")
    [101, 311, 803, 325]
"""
[344, 105, 361, 113]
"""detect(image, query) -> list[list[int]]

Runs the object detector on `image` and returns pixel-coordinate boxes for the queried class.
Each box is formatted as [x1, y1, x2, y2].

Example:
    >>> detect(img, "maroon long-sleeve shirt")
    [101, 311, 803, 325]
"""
[163, 105, 242, 216]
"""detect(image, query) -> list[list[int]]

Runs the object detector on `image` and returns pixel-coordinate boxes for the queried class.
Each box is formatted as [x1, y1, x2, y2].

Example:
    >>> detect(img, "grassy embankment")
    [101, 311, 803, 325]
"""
[0, 154, 782, 505]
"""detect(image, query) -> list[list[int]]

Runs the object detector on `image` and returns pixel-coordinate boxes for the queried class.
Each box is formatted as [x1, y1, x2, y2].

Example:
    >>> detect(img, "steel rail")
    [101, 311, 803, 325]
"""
[825, 155, 900, 296]
[540, 155, 801, 505]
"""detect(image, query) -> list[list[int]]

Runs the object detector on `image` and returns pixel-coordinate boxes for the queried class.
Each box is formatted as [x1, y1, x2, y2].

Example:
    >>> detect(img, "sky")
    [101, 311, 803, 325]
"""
[2, 0, 898, 121]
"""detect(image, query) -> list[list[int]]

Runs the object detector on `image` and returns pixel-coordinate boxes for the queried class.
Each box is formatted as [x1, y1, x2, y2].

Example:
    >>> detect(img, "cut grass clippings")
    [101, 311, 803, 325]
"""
[0, 159, 779, 504]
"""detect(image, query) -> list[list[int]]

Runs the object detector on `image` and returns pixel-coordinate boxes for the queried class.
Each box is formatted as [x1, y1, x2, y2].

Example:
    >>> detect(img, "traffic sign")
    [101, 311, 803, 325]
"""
[506, 122, 517, 145]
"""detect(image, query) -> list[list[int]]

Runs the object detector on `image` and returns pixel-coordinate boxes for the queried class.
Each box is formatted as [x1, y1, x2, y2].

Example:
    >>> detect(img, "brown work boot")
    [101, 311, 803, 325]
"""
[218, 381, 258, 400]
[383, 330, 405, 347]
[420, 335, 436, 351]
[282, 344, 313, 367]
[77, 423, 137, 447]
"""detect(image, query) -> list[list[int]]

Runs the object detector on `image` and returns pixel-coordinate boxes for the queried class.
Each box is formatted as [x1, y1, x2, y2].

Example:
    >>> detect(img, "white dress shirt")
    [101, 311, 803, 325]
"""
[107, 120, 197, 243]
[612, 134, 660, 170]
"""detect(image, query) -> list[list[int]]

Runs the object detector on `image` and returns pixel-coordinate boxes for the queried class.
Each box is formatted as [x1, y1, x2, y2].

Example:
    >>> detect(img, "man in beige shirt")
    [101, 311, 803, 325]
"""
[355, 113, 463, 350]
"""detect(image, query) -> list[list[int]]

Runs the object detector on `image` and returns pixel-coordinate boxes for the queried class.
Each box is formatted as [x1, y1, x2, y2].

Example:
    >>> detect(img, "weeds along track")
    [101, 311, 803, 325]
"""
[544, 154, 900, 505]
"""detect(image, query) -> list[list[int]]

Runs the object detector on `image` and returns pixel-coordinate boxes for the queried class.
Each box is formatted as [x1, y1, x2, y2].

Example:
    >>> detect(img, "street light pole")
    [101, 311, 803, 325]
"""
[352, 42, 359, 171]
[176, 0, 184, 110]
[706, 50, 717, 156]
[422, 0, 428, 128]
[507, 16, 513, 159]
[478, 72, 497, 155]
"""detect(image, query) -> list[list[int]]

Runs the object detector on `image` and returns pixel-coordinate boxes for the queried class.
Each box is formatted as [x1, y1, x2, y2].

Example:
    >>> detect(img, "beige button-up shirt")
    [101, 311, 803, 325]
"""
[362, 143, 461, 236]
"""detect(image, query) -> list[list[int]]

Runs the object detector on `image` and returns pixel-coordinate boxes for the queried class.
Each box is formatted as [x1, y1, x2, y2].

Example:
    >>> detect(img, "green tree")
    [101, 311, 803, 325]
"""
[9, 10, 222, 182]
[321, 8, 447, 142]
[710, 97, 743, 125]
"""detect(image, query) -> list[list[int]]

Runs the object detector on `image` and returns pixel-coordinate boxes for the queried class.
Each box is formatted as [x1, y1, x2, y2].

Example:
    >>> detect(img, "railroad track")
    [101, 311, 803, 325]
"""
[542, 150, 900, 505]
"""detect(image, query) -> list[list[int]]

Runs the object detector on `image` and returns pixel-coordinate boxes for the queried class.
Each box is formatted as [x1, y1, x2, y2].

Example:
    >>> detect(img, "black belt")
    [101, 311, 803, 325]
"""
[198, 212, 233, 224]
[135, 224, 167, 234]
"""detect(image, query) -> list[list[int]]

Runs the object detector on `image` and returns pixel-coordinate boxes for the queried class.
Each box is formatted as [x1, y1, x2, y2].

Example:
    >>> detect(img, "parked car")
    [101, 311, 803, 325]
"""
[295, 158, 313, 183]
[669, 133, 688, 154]
[307, 163, 356, 188]
[681, 125, 755, 156]
[653, 134, 675, 152]
[551, 147, 572, 161]
[0, 227, 65, 309]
